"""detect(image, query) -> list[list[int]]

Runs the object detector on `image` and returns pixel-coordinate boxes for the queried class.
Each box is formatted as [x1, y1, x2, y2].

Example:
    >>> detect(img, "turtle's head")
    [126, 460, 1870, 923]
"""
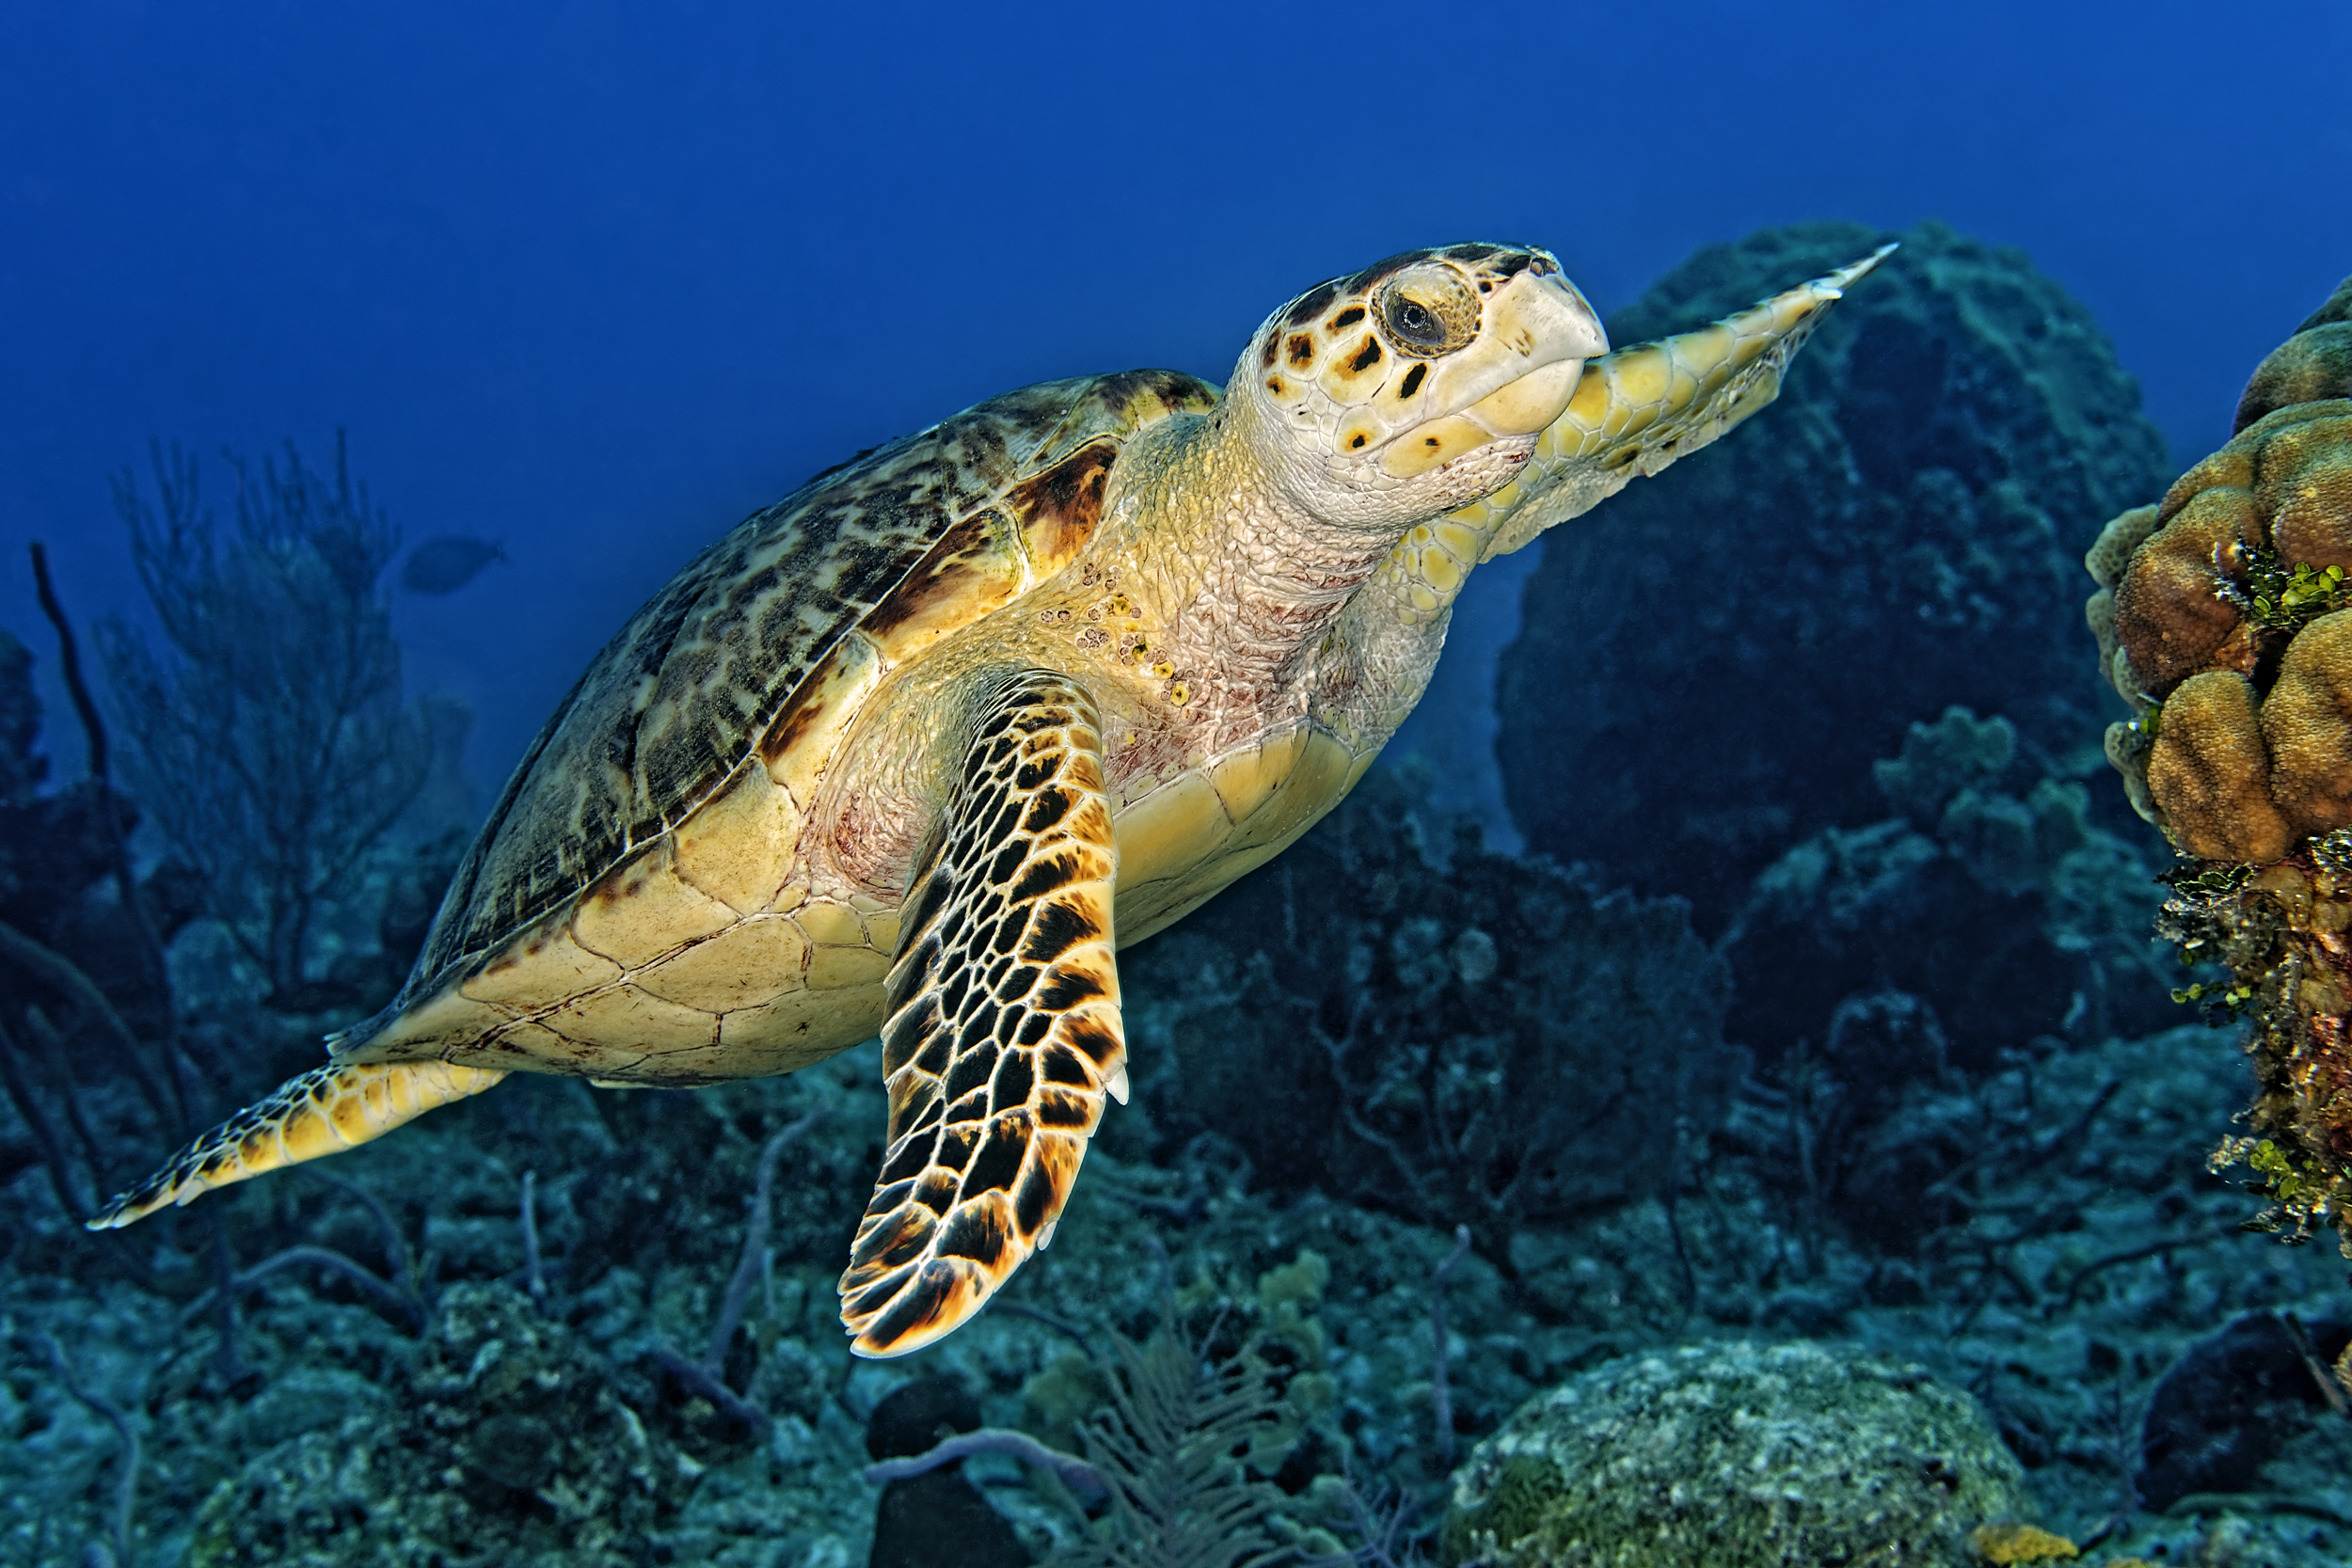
[1231, 244, 1607, 528]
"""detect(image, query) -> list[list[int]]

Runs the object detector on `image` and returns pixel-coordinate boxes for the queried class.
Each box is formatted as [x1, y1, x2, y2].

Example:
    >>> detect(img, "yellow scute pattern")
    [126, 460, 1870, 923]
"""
[342, 985, 513, 1066]
[794, 899, 867, 947]
[571, 844, 738, 969]
[1114, 772, 1230, 888]
[543, 983, 718, 1053]
[636, 918, 812, 1012]
[806, 943, 891, 991]
[460, 921, 623, 1007]
[674, 760, 801, 913]
[454, 1019, 586, 1073]
[1226, 730, 1355, 855]
[722, 982, 884, 1057]
[1112, 729, 1363, 946]
[1206, 728, 1309, 824]
[627, 1033, 847, 1084]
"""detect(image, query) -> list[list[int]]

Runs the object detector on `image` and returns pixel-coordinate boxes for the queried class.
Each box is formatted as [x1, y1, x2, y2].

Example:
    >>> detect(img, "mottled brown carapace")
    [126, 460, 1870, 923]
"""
[1008, 438, 1117, 577]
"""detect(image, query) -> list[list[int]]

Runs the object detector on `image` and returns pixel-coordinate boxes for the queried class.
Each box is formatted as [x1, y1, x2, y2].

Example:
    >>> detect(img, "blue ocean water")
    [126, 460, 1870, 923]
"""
[4, 2, 2347, 791]
[2, 4, 2351, 1564]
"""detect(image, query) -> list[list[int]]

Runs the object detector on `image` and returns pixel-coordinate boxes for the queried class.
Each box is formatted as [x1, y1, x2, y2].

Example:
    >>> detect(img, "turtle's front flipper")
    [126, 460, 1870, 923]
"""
[1454, 244, 1898, 562]
[840, 670, 1123, 1358]
[86, 1061, 508, 1229]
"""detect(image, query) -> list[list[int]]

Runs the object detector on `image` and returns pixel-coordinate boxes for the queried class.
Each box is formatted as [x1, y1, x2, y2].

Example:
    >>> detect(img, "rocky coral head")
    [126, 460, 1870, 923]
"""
[1440, 1339, 2028, 1568]
[2090, 372, 2352, 860]
[1231, 243, 1607, 527]
[2091, 272, 2352, 1258]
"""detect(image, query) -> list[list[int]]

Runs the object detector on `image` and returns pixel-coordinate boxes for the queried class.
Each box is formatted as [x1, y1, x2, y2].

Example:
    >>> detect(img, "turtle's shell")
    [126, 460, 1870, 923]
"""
[346, 369, 1215, 1081]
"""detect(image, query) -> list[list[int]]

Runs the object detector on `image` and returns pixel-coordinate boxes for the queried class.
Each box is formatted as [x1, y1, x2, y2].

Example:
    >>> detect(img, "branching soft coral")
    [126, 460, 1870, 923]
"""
[98, 435, 450, 1009]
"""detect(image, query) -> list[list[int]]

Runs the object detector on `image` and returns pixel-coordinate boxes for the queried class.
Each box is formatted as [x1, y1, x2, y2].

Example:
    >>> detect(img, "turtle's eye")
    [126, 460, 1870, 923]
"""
[1376, 264, 1481, 358]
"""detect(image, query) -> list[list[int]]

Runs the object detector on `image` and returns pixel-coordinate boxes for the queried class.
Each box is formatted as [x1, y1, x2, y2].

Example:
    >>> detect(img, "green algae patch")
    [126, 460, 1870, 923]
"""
[1439, 1339, 2028, 1567]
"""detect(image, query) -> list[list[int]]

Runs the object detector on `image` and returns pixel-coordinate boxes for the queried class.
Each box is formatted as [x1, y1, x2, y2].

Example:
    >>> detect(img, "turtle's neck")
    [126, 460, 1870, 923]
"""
[1098, 402, 1416, 748]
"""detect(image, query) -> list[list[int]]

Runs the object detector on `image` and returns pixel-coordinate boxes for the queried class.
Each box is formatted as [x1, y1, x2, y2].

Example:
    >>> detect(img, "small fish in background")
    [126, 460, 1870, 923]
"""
[400, 534, 508, 595]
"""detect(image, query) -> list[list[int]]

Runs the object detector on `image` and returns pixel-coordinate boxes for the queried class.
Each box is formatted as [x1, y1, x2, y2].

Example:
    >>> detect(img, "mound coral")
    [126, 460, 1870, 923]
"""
[1438, 1340, 2027, 1568]
[2235, 277, 2352, 430]
[2089, 276, 2352, 1246]
[2093, 352, 2352, 854]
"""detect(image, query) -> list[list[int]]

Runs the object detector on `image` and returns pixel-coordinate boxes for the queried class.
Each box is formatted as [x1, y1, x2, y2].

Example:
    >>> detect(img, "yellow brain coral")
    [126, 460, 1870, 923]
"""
[2090, 273, 2352, 1250]
[2088, 388, 2352, 857]
[2265, 609, 2352, 835]
[2145, 670, 2292, 863]
[2110, 483, 2261, 694]
[2236, 274, 2352, 429]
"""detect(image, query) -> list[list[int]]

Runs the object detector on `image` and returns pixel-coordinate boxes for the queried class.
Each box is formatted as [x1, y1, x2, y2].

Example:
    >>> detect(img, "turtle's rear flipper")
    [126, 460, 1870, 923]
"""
[86, 1061, 509, 1229]
[840, 670, 1124, 1358]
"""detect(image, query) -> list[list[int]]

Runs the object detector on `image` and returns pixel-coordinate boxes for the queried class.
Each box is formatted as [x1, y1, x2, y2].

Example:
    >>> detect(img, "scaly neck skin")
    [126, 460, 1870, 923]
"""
[1089, 388, 1524, 771]
[1093, 396, 1424, 755]
[1311, 500, 1517, 753]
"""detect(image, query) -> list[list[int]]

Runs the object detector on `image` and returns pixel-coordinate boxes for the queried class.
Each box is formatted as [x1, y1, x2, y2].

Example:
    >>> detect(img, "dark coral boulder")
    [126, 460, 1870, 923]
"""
[2136, 1311, 2352, 1512]
[865, 1377, 1031, 1568]
[1495, 220, 2174, 928]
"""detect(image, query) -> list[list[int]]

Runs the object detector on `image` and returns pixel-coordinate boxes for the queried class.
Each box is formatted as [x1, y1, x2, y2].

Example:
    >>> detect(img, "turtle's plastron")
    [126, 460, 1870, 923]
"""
[85, 1061, 507, 1228]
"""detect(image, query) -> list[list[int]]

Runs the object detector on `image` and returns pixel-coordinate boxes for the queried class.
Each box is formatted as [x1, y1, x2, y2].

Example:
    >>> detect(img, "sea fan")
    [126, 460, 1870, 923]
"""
[98, 435, 441, 1008]
[1056, 1325, 1288, 1568]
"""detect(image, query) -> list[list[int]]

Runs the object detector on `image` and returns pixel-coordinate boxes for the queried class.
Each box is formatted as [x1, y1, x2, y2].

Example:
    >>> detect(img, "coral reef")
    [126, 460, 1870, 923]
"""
[9, 748, 2350, 1565]
[1498, 219, 2174, 928]
[1438, 1339, 2029, 1567]
[17, 240, 2352, 1568]
[187, 1283, 691, 1566]
[2088, 277, 2352, 1249]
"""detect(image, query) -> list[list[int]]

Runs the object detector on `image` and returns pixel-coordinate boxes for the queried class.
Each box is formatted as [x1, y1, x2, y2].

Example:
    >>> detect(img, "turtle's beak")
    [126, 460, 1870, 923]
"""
[1378, 265, 1608, 479]
[1461, 271, 1609, 435]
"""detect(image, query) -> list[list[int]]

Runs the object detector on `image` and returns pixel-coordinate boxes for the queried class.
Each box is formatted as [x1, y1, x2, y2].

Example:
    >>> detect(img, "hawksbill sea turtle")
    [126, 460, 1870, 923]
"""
[92, 240, 1892, 1355]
